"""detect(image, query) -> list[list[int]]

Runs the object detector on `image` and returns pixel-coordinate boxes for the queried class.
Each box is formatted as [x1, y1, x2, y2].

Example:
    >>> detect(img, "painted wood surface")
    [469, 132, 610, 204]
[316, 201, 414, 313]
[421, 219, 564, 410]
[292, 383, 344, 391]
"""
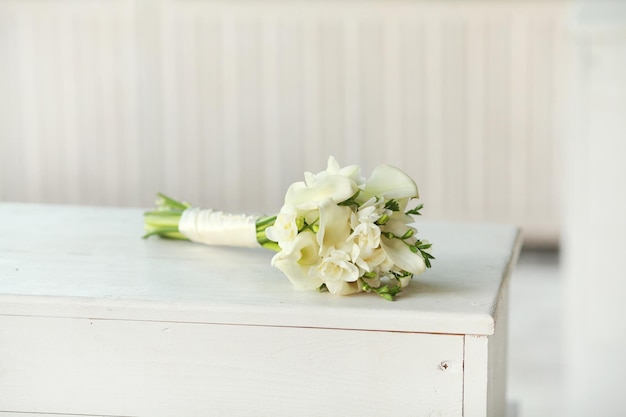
[0, 203, 521, 416]
[463, 335, 490, 417]
[0, 203, 521, 335]
[0, 316, 464, 416]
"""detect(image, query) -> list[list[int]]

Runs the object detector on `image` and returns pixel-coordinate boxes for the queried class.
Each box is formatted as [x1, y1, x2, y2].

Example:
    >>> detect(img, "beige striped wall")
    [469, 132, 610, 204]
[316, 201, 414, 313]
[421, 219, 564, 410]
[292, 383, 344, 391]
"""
[0, 0, 568, 246]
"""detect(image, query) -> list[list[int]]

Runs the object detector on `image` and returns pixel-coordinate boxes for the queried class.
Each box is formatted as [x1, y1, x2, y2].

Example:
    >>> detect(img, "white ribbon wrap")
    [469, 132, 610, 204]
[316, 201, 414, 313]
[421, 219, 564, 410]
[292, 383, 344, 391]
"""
[178, 207, 259, 248]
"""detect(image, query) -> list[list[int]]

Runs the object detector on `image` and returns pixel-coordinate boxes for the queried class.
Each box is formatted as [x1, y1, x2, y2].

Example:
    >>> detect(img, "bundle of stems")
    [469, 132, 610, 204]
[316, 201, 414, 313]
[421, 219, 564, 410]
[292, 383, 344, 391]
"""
[143, 193, 279, 251]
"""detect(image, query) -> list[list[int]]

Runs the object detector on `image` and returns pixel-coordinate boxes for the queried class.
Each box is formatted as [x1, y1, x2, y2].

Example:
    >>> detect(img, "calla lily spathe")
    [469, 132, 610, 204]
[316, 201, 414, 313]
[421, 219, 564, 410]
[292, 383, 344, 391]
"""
[359, 164, 418, 203]
[380, 235, 426, 276]
[271, 231, 322, 290]
[317, 199, 352, 256]
[285, 175, 359, 213]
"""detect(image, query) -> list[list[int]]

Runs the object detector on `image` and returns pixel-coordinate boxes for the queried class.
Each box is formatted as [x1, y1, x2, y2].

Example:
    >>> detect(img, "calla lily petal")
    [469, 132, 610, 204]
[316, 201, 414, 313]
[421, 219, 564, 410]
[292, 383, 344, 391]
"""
[285, 175, 359, 211]
[271, 231, 322, 289]
[360, 164, 418, 202]
[380, 236, 426, 276]
[317, 199, 352, 255]
[384, 218, 417, 237]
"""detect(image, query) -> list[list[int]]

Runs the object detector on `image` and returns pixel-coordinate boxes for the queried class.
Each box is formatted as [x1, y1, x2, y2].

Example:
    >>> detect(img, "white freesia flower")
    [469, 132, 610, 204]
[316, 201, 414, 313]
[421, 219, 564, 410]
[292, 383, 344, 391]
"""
[318, 249, 361, 295]
[271, 231, 322, 290]
[378, 252, 396, 273]
[352, 197, 388, 225]
[351, 245, 386, 273]
[348, 222, 381, 259]
[347, 198, 388, 271]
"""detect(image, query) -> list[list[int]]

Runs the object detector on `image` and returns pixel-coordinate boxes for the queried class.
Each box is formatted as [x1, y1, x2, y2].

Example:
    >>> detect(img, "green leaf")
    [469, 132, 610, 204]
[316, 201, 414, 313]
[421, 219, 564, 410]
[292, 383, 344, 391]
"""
[384, 199, 400, 211]
[405, 203, 424, 216]
[372, 284, 402, 301]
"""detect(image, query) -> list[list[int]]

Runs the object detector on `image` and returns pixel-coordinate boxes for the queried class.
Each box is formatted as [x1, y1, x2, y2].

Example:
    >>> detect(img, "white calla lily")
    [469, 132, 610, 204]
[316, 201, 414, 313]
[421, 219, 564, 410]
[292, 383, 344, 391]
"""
[380, 235, 426, 276]
[359, 164, 418, 202]
[285, 175, 359, 212]
[323, 156, 365, 186]
[383, 217, 418, 237]
[303, 156, 365, 189]
[379, 218, 425, 275]
[317, 199, 352, 255]
[271, 231, 322, 290]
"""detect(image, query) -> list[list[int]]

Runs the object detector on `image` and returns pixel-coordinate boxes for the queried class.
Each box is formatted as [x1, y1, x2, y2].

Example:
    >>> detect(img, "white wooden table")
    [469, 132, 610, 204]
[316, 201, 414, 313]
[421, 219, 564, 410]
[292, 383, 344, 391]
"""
[0, 203, 521, 417]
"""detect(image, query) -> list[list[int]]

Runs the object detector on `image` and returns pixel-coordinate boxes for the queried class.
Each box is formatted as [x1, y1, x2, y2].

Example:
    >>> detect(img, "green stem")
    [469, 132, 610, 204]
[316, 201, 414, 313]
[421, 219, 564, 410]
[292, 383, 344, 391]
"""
[143, 193, 280, 252]
[255, 214, 280, 252]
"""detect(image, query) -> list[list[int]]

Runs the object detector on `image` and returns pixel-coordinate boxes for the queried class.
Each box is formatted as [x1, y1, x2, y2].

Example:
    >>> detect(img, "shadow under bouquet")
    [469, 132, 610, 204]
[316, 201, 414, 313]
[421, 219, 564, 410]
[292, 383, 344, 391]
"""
[144, 157, 433, 300]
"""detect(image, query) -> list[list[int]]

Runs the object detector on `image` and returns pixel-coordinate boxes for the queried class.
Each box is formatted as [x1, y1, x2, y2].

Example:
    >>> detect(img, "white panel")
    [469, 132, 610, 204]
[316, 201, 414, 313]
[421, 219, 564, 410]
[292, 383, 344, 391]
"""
[464, 274, 510, 417]
[0, 315, 464, 417]
[463, 335, 489, 417]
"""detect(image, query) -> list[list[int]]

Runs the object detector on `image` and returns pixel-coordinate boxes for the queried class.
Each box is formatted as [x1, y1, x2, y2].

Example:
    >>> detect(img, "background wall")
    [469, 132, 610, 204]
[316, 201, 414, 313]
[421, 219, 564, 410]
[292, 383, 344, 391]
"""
[0, 0, 567, 247]
[564, 2, 626, 416]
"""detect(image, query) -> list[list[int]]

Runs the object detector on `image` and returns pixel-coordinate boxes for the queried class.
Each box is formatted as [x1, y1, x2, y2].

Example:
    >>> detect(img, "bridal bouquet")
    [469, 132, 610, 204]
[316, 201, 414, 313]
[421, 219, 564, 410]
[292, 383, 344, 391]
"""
[144, 157, 433, 300]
